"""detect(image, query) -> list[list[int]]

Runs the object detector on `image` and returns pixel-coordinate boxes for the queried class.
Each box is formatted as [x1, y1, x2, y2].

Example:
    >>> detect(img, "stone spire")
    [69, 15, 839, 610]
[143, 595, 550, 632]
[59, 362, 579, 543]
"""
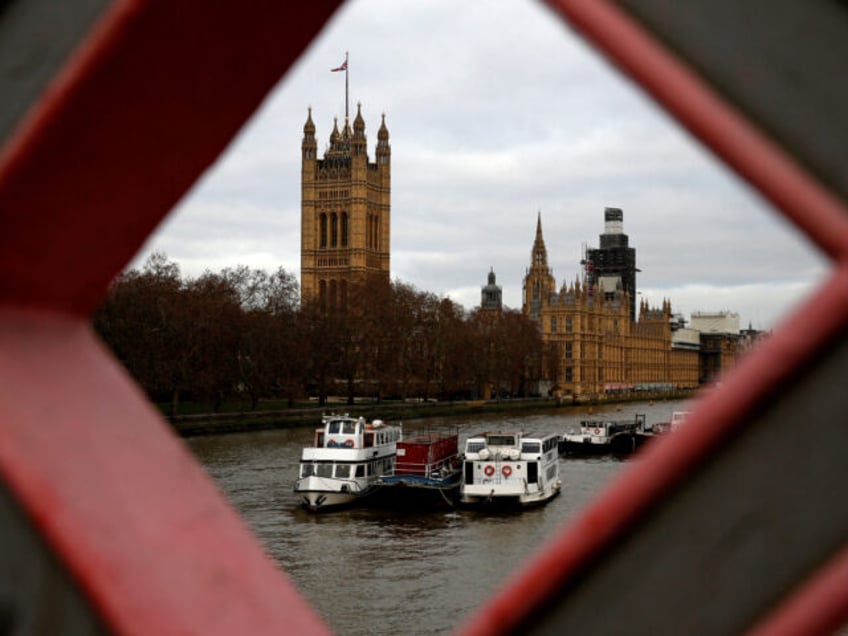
[523, 211, 556, 321]
[531, 211, 549, 268]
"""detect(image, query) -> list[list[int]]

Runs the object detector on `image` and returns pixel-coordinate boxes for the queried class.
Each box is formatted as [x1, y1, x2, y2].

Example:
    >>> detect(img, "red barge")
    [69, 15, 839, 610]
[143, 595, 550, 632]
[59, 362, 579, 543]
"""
[374, 432, 462, 509]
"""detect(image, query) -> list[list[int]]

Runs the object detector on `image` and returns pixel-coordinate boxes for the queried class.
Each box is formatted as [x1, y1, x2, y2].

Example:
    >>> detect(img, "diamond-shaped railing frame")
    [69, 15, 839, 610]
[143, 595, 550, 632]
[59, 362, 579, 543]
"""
[0, 2, 846, 634]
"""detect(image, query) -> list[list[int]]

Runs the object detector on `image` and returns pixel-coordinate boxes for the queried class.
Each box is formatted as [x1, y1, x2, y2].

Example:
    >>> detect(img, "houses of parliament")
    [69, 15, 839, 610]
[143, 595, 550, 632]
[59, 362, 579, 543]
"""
[300, 106, 753, 399]
[519, 207, 757, 399]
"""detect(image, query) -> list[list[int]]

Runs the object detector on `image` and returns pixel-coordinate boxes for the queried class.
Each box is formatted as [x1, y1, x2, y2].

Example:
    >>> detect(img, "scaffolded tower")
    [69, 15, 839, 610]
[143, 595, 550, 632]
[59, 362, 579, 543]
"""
[583, 207, 638, 321]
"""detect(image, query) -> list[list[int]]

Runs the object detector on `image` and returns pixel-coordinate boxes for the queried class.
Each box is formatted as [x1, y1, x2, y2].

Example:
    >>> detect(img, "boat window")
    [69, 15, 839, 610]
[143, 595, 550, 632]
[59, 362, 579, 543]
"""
[355, 465, 365, 478]
[316, 463, 333, 477]
[342, 421, 356, 435]
[466, 441, 485, 453]
[522, 442, 541, 454]
[300, 464, 315, 478]
[367, 464, 373, 476]
[335, 464, 351, 478]
[328, 421, 342, 435]
[488, 435, 515, 446]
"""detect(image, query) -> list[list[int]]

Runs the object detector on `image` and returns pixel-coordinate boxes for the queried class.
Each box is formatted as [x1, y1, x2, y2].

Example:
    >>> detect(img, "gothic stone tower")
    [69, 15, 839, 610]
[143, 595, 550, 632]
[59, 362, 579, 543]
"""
[481, 268, 503, 312]
[300, 104, 391, 307]
[522, 212, 556, 321]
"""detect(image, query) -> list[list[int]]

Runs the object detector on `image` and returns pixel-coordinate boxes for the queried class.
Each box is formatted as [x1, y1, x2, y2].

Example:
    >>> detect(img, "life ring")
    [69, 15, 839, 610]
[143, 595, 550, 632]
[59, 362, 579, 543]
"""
[484, 464, 495, 477]
[344, 439, 354, 448]
[593, 427, 601, 435]
[502, 465, 512, 477]
[328, 439, 338, 447]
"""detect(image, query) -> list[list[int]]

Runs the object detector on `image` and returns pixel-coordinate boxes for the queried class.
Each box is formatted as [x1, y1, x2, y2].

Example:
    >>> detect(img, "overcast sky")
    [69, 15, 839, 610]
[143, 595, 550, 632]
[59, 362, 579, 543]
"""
[131, 0, 828, 330]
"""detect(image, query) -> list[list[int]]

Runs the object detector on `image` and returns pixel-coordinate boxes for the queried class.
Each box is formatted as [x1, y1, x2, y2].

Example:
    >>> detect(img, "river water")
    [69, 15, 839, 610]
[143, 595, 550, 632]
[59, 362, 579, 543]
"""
[186, 400, 688, 635]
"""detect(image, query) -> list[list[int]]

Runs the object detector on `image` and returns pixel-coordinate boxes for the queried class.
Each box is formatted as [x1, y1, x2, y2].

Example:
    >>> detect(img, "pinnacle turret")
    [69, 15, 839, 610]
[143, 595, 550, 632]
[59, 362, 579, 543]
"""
[353, 102, 365, 136]
[378, 113, 389, 144]
[303, 106, 315, 136]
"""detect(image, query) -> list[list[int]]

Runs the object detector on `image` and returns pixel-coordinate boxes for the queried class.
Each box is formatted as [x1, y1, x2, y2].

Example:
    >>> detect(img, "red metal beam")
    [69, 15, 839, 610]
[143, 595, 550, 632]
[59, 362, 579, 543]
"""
[0, 2, 343, 633]
[0, 309, 330, 634]
[540, 0, 848, 262]
[459, 0, 848, 633]
[0, 1, 344, 315]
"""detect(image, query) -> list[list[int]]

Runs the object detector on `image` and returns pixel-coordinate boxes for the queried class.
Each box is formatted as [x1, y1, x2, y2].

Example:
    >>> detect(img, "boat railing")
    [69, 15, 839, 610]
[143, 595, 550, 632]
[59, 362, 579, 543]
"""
[395, 454, 459, 478]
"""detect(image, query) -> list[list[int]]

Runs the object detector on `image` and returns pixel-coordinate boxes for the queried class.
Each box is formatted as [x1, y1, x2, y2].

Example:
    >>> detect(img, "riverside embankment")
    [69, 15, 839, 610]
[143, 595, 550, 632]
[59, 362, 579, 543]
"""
[168, 391, 694, 436]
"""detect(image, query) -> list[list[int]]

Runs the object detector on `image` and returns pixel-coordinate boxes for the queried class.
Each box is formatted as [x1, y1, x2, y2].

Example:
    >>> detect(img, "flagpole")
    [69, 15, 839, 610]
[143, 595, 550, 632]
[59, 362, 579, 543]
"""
[344, 51, 349, 120]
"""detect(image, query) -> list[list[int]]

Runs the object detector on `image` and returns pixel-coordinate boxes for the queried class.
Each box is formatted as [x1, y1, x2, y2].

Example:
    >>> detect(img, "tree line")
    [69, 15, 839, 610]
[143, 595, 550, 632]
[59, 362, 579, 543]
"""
[92, 253, 545, 414]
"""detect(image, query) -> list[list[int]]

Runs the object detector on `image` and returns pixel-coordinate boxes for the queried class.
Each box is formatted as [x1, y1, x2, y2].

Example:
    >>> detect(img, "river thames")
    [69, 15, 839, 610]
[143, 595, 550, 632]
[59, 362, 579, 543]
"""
[186, 400, 688, 635]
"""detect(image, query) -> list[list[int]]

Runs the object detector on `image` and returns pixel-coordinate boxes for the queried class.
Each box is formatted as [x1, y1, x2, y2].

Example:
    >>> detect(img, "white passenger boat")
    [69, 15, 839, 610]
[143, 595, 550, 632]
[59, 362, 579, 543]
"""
[294, 414, 402, 512]
[460, 432, 561, 507]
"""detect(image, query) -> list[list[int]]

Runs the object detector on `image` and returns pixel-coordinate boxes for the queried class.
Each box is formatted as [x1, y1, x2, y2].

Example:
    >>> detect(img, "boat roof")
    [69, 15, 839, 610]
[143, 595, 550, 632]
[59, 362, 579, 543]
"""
[399, 432, 458, 444]
[467, 431, 553, 441]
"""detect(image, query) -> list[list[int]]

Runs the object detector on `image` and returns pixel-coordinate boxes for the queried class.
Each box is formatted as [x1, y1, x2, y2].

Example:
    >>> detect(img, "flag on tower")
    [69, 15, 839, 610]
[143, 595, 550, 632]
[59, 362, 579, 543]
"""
[331, 60, 347, 72]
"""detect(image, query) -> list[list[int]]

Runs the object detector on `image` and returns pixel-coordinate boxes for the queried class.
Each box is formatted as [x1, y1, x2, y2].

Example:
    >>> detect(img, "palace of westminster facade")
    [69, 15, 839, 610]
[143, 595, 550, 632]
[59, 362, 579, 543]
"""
[301, 107, 754, 399]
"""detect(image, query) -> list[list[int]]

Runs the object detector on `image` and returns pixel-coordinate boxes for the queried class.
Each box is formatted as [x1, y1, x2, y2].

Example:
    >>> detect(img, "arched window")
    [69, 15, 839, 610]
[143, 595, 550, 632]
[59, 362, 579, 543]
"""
[331, 213, 338, 247]
[341, 212, 348, 247]
[329, 279, 338, 310]
[319, 214, 327, 248]
[365, 213, 371, 249]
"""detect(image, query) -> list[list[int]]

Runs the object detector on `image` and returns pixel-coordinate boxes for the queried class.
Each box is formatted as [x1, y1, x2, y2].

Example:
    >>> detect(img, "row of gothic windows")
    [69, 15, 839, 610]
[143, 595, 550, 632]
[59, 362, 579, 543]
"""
[319, 213, 348, 249]
[319, 279, 348, 309]
[319, 212, 383, 250]
[367, 213, 381, 250]
[550, 316, 574, 333]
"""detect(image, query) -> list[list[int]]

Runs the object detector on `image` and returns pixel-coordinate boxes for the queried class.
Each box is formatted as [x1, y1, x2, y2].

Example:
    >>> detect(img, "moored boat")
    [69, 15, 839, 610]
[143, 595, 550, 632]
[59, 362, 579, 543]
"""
[460, 431, 561, 508]
[652, 410, 692, 434]
[559, 413, 649, 455]
[294, 414, 402, 512]
[374, 433, 462, 509]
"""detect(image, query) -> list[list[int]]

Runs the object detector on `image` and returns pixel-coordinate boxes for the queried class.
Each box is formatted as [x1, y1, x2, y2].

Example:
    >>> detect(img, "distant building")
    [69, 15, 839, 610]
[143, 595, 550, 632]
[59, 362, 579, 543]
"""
[522, 209, 699, 399]
[690, 311, 750, 383]
[691, 311, 740, 334]
[300, 104, 391, 307]
[480, 268, 503, 312]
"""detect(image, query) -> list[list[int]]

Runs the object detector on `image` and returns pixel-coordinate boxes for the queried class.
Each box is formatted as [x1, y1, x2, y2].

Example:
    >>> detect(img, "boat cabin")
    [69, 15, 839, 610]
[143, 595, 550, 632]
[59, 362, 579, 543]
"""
[579, 414, 646, 438]
[313, 416, 399, 450]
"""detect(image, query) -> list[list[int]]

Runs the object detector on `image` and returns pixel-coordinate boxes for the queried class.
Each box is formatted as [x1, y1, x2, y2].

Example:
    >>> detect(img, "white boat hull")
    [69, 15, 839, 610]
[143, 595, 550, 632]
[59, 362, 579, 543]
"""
[460, 477, 561, 507]
[294, 475, 376, 511]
